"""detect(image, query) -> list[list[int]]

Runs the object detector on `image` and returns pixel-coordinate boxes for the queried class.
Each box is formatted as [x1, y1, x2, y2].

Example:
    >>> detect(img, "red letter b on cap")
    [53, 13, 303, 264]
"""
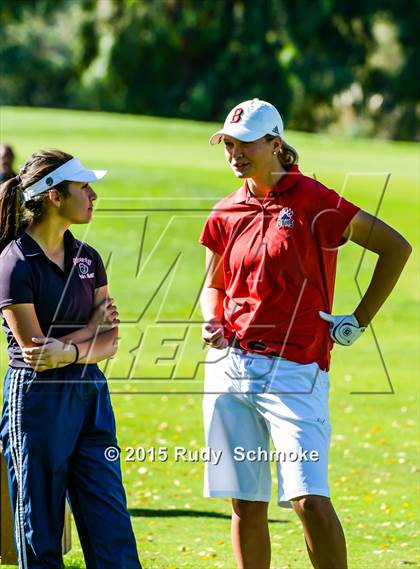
[230, 108, 244, 123]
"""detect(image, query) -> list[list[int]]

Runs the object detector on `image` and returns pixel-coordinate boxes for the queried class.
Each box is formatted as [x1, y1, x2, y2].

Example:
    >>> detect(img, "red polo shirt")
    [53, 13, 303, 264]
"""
[199, 165, 360, 370]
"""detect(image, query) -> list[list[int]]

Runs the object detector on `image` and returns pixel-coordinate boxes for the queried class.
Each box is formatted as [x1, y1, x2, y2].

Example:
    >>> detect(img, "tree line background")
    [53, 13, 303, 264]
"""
[1, 0, 418, 140]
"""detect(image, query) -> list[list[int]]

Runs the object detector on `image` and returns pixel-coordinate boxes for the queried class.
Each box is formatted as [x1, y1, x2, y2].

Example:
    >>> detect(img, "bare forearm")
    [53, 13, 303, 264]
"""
[354, 246, 411, 326]
[76, 327, 119, 364]
[57, 325, 96, 346]
[58, 291, 119, 347]
[200, 287, 226, 323]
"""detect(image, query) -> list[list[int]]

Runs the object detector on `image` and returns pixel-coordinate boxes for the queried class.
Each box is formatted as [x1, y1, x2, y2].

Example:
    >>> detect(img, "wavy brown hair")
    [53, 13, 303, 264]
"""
[264, 135, 299, 168]
[0, 149, 73, 253]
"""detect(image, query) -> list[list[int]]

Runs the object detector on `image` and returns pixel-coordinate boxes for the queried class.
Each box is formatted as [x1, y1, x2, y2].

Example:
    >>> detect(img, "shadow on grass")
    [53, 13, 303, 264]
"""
[129, 508, 290, 524]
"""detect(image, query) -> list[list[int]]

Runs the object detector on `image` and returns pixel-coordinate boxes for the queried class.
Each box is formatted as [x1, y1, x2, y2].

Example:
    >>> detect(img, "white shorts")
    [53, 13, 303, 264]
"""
[203, 348, 332, 508]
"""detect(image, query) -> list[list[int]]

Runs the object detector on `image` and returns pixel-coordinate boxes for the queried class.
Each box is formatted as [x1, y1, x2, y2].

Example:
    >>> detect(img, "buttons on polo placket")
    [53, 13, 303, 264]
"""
[258, 206, 264, 228]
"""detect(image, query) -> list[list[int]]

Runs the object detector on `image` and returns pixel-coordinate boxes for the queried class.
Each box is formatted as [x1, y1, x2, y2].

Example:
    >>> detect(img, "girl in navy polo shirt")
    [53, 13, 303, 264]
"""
[0, 149, 141, 568]
[200, 99, 411, 569]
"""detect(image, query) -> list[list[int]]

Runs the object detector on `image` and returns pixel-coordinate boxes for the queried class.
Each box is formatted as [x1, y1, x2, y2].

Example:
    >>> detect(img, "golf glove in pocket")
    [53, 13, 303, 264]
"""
[319, 311, 366, 346]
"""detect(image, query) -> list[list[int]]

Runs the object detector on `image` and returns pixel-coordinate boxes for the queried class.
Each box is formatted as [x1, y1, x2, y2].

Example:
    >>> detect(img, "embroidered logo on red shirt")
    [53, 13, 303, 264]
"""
[276, 207, 294, 229]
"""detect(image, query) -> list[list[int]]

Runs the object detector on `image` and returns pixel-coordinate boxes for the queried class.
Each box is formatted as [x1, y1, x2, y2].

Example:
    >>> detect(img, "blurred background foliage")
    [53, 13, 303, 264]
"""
[1, 0, 418, 140]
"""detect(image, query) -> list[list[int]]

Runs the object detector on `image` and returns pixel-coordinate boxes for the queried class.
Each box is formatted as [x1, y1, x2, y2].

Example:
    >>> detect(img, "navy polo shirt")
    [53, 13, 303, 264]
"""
[0, 230, 107, 368]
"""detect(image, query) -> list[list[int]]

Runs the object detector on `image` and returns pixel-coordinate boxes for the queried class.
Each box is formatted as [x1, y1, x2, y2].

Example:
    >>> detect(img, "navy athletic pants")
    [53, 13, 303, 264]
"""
[1, 364, 142, 569]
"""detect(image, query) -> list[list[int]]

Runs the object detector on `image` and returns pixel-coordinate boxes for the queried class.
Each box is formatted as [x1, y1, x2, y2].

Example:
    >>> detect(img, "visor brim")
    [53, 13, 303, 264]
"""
[209, 127, 268, 145]
[66, 168, 107, 183]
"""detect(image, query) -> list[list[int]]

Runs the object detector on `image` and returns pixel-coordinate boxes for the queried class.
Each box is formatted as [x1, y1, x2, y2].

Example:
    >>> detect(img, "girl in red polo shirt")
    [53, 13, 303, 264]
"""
[200, 99, 411, 569]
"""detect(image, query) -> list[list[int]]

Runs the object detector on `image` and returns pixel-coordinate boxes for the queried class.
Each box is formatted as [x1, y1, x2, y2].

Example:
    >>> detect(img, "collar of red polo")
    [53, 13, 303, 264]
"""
[17, 230, 80, 257]
[233, 164, 302, 204]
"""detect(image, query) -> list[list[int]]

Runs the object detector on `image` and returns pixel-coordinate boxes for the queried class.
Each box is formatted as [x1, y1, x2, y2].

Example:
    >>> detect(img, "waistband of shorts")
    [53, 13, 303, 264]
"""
[9, 363, 98, 371]
[230, 338, 281, 358]
[7, 363, 100, 379]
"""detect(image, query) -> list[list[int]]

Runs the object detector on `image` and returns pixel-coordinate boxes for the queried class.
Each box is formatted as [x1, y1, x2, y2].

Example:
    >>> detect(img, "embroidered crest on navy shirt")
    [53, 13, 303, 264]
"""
[73, 257, 95, 279]
[276, 207, 294, 229]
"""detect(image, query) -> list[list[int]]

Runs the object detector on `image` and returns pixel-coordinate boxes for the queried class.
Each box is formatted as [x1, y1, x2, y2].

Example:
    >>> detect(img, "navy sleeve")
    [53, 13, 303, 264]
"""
[94, 251, 108, 289]
[0, 255, 34, 310]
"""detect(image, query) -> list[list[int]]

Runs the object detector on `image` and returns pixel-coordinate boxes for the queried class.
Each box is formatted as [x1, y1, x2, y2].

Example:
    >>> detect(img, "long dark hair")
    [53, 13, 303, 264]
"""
[0, 149, 73, 253]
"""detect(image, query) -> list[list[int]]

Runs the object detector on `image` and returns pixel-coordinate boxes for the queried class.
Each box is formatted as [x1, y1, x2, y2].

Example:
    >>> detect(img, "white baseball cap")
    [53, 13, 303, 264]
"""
[209, 98, 284, 145]
[23, 157, 107, 202]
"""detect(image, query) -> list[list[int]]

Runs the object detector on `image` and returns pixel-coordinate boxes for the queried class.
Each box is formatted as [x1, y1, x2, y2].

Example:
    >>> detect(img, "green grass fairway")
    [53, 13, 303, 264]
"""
[1, 106, 418, 568]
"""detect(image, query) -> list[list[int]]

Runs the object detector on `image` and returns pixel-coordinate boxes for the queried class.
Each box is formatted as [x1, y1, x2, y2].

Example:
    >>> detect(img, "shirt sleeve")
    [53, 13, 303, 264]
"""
[0, 255, 34, 310]
[314, 186, 360, 249]
[199, 210, 227, 256]
[94, 251, 108, 289]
